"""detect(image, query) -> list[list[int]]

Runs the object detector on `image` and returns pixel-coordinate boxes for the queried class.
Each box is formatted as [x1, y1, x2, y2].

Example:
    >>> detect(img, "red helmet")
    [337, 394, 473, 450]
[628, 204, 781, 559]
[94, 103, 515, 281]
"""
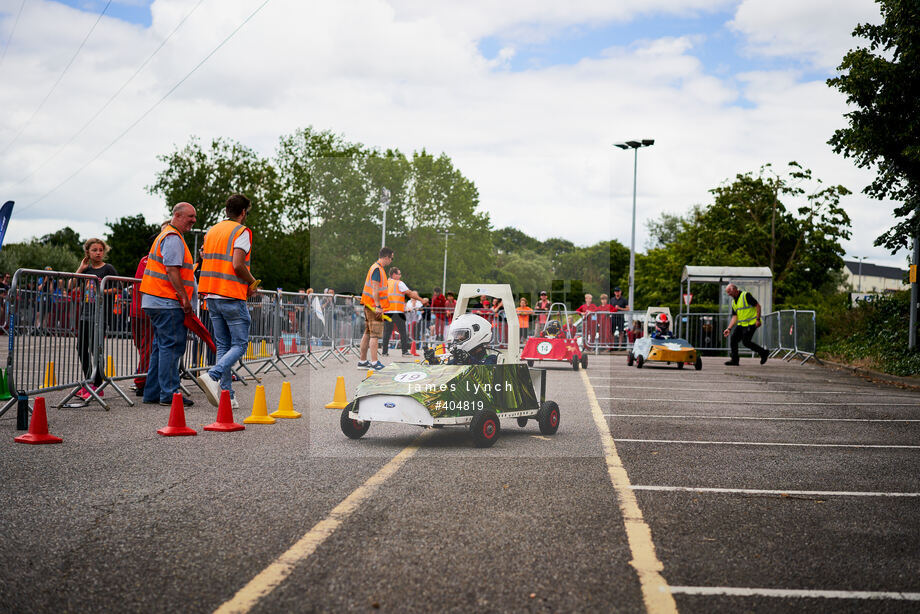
[656, 313, 669, 324]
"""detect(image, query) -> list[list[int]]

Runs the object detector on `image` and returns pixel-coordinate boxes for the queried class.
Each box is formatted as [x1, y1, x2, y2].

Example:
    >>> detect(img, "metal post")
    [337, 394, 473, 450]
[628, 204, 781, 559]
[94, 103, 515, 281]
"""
[858, 256, 864, 292]
[629, 147, 637, 313]
[910, 236, 919, 350]
[441, 230, 454, 293]
[380, 188, 390, 248]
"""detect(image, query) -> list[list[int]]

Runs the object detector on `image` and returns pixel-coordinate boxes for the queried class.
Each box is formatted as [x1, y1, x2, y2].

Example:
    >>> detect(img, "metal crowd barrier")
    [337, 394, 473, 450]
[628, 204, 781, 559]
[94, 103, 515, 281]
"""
[766, 309, 818, 364]
[677, 309, 818, 363]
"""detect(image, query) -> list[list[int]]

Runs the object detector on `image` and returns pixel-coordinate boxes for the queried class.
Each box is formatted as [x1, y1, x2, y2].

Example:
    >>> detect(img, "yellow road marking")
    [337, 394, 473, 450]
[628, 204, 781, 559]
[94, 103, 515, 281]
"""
[214, 434, 427, 614]
[581, 369, 677, 614]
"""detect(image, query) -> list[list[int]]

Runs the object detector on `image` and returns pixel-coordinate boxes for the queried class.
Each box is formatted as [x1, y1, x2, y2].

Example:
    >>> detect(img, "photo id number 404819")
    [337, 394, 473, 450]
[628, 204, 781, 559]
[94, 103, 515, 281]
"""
[434, 400, 484, 411]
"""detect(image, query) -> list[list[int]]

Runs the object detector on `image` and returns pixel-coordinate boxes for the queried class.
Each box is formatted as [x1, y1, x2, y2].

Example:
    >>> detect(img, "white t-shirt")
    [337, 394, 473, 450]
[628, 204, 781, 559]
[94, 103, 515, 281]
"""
[385, 280, 409, 313]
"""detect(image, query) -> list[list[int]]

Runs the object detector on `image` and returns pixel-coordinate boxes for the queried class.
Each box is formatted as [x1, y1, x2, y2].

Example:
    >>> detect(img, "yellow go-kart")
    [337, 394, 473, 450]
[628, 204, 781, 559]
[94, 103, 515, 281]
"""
[627, 307, 702, 370]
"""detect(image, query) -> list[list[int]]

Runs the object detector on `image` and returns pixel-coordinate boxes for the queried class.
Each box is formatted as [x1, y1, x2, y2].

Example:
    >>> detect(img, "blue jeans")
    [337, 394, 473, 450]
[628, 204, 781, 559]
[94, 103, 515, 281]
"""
[207, 298, 251, 398]
[142, 308, 187, 404]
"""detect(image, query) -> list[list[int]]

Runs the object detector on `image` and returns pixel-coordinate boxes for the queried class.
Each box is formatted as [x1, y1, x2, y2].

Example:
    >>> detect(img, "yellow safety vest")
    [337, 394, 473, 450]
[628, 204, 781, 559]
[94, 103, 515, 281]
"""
[386, 279, 405, 312]
[140, 225, 195, 301]
[732, 291, 758, 327]
[199, 220, 251, 300]
[361, 262, 389, 310]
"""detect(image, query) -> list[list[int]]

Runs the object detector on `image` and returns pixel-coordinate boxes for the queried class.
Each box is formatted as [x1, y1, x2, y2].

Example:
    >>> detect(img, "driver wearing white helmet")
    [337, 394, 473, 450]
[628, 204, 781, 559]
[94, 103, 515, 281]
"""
[425, 313, 497, 365]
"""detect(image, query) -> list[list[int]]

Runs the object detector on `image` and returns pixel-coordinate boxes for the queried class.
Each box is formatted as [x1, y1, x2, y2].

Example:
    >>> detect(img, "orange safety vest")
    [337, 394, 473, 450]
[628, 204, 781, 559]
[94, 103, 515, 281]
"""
[139, 225, 195, 301]
[386, 279, 406, 313]
[199, 220, 251, 300]
[361, 262, 389, 310]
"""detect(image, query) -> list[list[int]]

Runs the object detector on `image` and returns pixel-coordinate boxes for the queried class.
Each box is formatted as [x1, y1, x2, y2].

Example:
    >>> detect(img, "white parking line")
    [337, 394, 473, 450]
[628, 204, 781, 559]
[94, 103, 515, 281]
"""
[595, 386, 918, 398]
[631, 485, 920, 497]
[598, 397, 920, 406]
[665, 585, 920, 601]
[614, 438, 920, 449]
[604, 414, 920, 423]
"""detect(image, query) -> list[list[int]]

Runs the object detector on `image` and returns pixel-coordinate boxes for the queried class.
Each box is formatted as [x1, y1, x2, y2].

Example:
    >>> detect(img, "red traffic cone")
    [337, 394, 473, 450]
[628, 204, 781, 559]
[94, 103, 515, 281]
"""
[278, 337, 286, 355]
[15, 397, 62, 444]
[157, 393, 197, 437]
[290, 337, 298, 353]
[204, 390, 245, 432]
[410, 340, 418, 356]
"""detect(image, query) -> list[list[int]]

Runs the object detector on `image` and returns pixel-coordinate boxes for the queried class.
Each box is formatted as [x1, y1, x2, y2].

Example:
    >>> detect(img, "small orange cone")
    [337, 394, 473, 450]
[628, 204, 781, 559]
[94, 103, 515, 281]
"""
[243, 385, 275, 424]
[410, 341, 418, 356]
[15, 397, 62, 444]
[157, 393, 197, 436]
[204, 390, 245, 432]
[270, 382, 301, 419]
[325, 376, 348, 409]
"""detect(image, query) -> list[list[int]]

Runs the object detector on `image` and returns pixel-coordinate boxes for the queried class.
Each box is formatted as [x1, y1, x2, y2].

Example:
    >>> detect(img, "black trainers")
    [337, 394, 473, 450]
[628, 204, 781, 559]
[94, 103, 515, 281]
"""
[357, 360, 371, 370]
[724, 360, 739, 366]
[160, 396, 194, 407]
[760, 350, 769, 364]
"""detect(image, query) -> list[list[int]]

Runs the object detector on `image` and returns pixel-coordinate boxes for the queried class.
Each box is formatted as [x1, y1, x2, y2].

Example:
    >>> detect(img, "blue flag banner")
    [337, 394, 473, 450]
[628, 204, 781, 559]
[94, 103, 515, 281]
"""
[0, 201, 13, 253]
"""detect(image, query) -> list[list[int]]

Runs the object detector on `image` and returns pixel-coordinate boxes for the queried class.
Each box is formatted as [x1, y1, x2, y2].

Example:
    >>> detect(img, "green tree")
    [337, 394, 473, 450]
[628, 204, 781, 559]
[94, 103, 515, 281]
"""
[0, 242, 81, 274]
[104, 214, 160, 277]
[827, 0, 920, 251]
[39, 227, 83, 258]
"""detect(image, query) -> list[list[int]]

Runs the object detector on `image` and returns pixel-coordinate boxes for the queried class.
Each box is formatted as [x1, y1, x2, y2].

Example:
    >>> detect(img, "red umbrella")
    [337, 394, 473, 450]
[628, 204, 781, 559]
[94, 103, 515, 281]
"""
[184, 312, 216, 354]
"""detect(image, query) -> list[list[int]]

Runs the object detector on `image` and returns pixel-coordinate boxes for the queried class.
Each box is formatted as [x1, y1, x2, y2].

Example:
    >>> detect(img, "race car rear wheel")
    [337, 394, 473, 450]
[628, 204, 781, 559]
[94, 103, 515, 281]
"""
[695, 356, 703, 371]
[527, 360, 534, 367]
[537, 401, 560, 435]
[581, 354, 588, 369]
[471, 410, 500, 447]
[571, 356, 580, 371]
[677, 361, 684, 370]
[636, 355, 644, 368]
[626, 351, 634, 366]
[340, 409, 370, 439]
[517, 417, 528, 428]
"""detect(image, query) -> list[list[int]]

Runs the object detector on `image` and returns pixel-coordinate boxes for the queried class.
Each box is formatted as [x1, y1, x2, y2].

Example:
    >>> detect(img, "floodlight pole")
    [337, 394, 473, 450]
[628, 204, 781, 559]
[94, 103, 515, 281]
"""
[380, 188, 391, 248]
[442, 230, 454, 293]
[614, 139, 655, 312]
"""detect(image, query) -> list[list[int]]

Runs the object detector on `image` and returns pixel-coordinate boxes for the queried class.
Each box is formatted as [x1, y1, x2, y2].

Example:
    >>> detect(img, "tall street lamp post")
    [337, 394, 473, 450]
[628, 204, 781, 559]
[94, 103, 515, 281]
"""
[442, 230, 455, 293]
[380, 188, 391, 248]
[614, 139, 654, 312]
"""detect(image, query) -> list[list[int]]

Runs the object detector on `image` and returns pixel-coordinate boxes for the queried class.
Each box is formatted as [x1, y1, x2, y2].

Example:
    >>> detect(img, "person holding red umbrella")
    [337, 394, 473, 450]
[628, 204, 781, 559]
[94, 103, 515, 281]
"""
[195, 194, 258, 409]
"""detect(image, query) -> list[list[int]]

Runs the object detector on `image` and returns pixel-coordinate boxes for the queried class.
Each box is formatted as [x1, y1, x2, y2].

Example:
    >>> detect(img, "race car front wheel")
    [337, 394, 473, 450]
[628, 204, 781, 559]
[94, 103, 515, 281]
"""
[471, 410, 500, 448]
[626, 351, 634, 366]
[341, 408, 370, 439]
[695, 356, 703, 371]
[581, 354, 588, 369]
[636, 355, 644, 368]
[571, 356, 580, 371]
[537, 401, 560, 435]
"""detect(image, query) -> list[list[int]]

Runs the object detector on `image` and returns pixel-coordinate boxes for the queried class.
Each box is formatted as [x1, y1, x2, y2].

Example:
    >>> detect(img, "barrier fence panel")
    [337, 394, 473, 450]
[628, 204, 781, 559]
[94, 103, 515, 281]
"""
[1, 269, 108, 416]
[242, 290, 291, 377]
[778, 310, 796, 360]
[277, 290, 320, 370]
[762, 311, 781, 358]
[793, 310, 818, 364]
[99, 276, 151, 405]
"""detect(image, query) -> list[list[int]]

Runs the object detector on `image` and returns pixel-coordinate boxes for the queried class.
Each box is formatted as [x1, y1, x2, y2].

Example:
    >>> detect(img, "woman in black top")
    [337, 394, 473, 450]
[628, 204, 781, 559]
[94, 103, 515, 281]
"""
[74, 238, 117, 400]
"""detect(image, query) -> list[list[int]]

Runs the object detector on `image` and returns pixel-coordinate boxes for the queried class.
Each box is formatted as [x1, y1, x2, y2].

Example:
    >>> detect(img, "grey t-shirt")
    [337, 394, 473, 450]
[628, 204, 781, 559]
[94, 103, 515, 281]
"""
[142, 234, 196, 310]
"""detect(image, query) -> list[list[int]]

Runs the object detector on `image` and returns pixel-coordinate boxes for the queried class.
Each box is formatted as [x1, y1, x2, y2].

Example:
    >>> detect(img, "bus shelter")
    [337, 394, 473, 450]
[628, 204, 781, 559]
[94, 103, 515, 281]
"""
[678, 266, 773, 352]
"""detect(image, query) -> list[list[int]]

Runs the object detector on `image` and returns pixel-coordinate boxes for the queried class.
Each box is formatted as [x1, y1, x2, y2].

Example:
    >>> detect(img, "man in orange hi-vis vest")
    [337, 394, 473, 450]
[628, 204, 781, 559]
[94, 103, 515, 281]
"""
[381, 267, 428, 357]
[140, 203, 197, 407]
[357, 246, 394, 371]
[195, 194, 259, 408]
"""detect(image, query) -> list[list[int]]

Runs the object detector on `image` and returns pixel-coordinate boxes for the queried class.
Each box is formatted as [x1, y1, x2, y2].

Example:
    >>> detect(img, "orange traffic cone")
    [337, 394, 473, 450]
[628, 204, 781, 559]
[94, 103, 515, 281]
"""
[290, 337, 299, 353]
[14, 397, 62, 444]
[204, 390, 245, 432]
[410, 341, 418, 356]
[157, 393, 197, 436]
[278, 337, 286, 355]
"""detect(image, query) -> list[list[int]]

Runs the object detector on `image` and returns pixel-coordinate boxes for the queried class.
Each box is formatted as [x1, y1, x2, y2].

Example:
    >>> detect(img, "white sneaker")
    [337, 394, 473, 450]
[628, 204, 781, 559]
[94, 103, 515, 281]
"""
[230, 397, 240, 410]
[196, 373, 221, 407]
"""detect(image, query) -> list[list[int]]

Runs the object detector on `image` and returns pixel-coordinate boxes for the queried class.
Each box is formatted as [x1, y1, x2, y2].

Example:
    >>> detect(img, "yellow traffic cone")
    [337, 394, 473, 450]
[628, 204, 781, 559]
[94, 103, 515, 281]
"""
[243, 385, 276, 424]
[325, 376, 348, 409]
[105, 354, 115, 378]
[259, 340, 268, 358]
[199, 352, 206, 368]
[270, 381, 301, 419]
[245, 342, 254, 360]
[43, 361, 56, 388]
[366, 369, 374, 379]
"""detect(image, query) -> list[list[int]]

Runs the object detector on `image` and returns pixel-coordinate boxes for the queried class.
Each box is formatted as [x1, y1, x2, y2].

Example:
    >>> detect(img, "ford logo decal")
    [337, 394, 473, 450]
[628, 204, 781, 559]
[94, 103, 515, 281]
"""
[384, 402, 396, 408]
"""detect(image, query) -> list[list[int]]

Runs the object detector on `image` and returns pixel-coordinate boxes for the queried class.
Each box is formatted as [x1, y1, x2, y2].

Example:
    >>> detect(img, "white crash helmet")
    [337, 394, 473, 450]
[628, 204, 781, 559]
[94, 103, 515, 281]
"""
[447, 313, 492, 353]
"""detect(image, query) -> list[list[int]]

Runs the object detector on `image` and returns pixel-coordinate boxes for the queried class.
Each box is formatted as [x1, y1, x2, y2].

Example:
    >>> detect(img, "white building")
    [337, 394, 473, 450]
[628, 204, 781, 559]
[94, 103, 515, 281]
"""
[841, 260, 909, 293]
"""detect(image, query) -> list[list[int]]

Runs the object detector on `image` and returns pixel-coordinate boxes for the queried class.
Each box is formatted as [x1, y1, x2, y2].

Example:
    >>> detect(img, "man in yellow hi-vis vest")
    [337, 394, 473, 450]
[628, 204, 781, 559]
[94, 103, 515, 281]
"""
[722, 283, 770, 366]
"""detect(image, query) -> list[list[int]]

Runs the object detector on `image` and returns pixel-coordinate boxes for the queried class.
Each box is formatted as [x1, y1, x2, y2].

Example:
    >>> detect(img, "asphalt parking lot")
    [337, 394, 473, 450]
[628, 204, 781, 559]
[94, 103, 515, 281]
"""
[1, 351, 918, 613]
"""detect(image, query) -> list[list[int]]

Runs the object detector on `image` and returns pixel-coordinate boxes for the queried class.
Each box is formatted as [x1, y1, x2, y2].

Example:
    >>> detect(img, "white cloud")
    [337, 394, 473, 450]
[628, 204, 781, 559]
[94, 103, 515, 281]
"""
[0, 0, 905, 273]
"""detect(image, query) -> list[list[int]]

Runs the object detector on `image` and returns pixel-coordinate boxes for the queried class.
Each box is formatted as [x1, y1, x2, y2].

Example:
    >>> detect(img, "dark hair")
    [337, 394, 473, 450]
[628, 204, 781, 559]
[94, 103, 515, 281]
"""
[225, 194, 252, 217]
[388, 267, 400, 276]
[379, 246, 394, 259]
[434, 287, 442, 294]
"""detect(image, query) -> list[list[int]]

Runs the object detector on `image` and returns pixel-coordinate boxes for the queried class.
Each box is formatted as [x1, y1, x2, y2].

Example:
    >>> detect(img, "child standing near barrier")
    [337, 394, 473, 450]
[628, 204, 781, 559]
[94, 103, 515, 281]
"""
[74, 239, 117, 401]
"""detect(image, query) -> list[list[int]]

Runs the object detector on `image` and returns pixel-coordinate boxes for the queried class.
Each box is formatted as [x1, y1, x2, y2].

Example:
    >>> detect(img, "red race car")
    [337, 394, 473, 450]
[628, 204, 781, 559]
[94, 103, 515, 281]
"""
[520, 305, 588, 370]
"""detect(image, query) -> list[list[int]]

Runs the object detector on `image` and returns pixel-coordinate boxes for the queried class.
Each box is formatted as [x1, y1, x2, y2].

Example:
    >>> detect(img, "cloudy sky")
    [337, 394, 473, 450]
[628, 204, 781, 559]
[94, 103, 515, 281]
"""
[0, 0, 904, 269]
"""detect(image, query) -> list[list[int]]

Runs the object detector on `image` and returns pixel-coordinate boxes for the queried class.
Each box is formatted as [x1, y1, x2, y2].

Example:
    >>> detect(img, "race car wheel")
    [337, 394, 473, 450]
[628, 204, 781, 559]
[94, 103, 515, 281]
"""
[636, 355, 644, 368]
[695, 356, 703, 371]
[517, 417, 528, 428]
[340, 408, 370, 439]
[677, 361, 684, 370]
[471, 410, 500, 448]
[537, 401, 560, 435]
[626, 351, 634, 366]
[527, 360, 534, 367]
[581, 354, 588, 369]
[571, 356, 580, 371]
